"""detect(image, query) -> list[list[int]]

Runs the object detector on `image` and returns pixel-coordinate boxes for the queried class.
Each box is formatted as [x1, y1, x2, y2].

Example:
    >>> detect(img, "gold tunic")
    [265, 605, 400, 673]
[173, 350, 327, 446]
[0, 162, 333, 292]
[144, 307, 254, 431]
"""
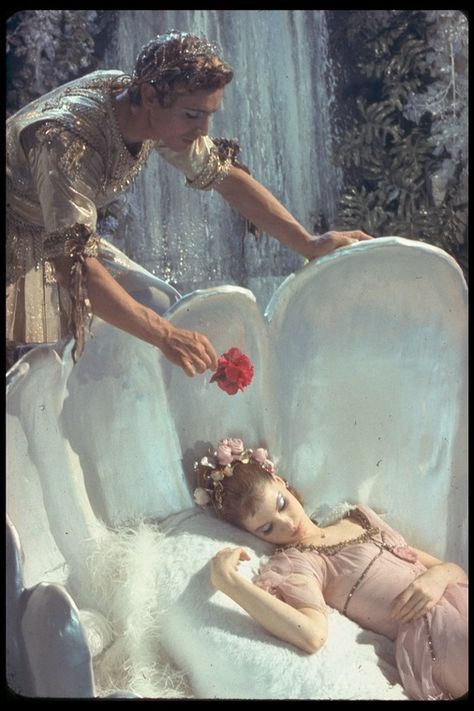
[6, 70, 236, 360]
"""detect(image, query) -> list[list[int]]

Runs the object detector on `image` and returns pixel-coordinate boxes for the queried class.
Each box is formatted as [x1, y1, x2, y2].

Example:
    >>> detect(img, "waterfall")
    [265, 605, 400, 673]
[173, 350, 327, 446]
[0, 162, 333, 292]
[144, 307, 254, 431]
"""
[102, 10, 341, 305]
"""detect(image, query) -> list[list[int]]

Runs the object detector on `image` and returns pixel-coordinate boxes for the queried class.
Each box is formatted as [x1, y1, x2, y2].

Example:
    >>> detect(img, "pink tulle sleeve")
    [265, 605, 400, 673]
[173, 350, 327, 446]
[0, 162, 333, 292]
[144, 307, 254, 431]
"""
[253, 549, 327, 615]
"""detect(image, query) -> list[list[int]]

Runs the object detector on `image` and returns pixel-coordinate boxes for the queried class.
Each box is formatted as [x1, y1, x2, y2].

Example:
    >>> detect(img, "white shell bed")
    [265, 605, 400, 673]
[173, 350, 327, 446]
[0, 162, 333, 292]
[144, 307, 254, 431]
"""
[6, 237, 467, 699]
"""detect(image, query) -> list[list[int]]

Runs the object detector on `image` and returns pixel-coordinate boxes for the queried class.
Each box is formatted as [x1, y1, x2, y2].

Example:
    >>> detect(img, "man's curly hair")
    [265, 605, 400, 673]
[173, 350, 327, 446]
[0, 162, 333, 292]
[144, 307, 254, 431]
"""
[127, 31, 233, 107]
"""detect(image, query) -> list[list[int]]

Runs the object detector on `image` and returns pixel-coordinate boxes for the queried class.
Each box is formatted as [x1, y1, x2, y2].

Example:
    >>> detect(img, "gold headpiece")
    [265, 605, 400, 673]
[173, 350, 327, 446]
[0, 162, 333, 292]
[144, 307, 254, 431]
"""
[131, 30, 229, 90]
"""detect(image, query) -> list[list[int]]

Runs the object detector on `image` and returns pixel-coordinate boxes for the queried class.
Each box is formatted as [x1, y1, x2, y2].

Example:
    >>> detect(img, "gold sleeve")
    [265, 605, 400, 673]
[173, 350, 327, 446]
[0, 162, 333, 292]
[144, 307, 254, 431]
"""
[23, 122, 103, 246]
[20, 123, 104, 359]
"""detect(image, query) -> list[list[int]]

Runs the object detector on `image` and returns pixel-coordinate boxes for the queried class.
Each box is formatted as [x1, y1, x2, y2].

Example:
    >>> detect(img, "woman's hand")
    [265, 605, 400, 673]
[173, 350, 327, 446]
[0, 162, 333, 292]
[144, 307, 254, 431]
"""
[210, 547, 251, 593]
[390, 566, 450, 623]
[210, 547, 327, 654]
[303, 231, 374, 261]
[155, 320, 218, 377]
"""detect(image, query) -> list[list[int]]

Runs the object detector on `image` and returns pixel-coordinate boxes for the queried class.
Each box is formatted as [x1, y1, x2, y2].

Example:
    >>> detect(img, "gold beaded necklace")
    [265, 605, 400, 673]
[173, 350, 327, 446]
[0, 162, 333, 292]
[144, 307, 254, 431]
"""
[107, 86, 154, 194]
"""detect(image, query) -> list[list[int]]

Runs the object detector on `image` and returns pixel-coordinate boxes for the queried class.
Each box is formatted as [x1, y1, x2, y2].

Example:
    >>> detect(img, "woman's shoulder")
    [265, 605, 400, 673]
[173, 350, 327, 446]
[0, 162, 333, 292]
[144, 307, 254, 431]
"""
[267, 544, 326, 573]
[264, 545, 310, 565]
[351, 502, 380, 521]
[350, 503, 408, 542]
[256, 546, 323, 584]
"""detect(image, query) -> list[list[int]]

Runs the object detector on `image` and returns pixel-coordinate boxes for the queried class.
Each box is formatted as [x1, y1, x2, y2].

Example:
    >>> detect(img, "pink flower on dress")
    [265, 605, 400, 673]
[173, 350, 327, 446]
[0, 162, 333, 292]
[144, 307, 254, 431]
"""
[392, 545, 418, 563]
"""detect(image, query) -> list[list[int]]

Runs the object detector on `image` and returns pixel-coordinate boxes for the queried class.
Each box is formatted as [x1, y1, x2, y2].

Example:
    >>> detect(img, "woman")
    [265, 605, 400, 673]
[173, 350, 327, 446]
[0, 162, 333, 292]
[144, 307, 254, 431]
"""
[6, 30, 372, 372]
[194, 438, 468, 700]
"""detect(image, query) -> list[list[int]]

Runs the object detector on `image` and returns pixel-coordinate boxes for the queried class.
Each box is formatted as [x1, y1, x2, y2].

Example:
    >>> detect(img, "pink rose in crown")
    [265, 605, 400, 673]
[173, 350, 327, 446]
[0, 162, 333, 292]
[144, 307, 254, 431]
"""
[228, 438, 244, 455]
[216, 440, 233, 465]
[252, 448, 275, 472]
[210, 347, 254, 395]
[252, 448, 268, 465]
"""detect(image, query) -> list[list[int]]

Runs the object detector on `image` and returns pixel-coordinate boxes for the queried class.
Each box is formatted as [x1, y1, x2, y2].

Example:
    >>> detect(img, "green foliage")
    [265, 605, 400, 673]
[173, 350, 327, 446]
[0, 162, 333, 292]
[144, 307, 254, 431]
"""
[331, 10, 467, 279]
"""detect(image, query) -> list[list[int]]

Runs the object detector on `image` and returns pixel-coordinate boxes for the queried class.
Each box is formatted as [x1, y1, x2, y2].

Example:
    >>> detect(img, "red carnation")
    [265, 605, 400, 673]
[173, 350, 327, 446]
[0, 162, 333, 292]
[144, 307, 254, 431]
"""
[210, 347, 254, 395]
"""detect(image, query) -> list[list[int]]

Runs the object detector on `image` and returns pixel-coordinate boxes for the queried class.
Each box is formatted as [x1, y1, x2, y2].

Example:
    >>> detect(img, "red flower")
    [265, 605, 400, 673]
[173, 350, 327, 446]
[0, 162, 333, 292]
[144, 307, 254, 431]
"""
[210, 347, 254, 395]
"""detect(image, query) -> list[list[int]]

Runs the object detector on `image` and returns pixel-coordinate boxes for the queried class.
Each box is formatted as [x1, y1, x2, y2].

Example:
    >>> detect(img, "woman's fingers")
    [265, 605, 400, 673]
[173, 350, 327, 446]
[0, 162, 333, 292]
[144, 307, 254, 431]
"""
[214, 547, 250, 563]
[391, 588, 413, 618]
[210, 548, 250, 591]
[394, 597, 425, 622]
[391, 588, 433, 623]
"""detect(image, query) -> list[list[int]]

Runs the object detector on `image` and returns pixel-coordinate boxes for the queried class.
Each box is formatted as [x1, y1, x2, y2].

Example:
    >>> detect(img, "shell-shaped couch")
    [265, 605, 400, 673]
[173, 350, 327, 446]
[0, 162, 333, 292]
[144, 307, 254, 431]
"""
[6, 237, 467, 699]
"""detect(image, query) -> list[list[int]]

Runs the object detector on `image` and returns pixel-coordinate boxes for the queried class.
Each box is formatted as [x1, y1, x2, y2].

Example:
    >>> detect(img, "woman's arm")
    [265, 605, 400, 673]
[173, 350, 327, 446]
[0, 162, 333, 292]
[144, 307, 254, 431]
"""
[391, 547, 467, 623]
[412, 547, 468, 583]
[53, 255, 218, 376]
[214, 166, 372, 260]
[211, 547, 327, 654]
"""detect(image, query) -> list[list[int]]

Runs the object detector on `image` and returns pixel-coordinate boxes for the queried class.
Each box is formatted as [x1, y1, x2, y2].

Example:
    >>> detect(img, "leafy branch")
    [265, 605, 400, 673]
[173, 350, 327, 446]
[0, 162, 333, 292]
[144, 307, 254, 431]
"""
[328, 10, 467, 279]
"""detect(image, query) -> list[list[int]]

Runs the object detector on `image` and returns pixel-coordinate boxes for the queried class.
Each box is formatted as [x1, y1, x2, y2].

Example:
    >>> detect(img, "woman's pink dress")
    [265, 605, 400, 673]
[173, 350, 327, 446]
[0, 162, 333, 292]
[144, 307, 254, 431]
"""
[254, 504, 468, 700]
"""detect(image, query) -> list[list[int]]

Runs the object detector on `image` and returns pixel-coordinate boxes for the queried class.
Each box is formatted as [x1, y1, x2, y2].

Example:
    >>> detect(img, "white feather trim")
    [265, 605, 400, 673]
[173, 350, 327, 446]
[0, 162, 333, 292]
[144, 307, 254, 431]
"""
[80, 521, 192, 698]
[78, 609, 114, 658]
[310, 501, 357, 527]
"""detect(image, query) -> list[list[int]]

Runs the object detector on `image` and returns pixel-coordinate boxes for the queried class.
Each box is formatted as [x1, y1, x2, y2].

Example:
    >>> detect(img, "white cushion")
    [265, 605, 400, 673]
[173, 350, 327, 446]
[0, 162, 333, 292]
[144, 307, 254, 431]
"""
[153, 509, 408, 699]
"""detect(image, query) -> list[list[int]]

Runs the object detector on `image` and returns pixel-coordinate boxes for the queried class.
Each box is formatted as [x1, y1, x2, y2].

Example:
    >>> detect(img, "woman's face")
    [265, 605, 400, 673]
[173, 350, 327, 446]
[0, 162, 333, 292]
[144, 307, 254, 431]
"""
[241, 476, 309, 546]
[143, 86, 225, 150]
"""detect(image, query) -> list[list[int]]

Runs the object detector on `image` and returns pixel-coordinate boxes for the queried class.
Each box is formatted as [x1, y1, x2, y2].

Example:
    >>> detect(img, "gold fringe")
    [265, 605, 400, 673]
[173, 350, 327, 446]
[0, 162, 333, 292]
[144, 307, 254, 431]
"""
[64, 225, 100, 362]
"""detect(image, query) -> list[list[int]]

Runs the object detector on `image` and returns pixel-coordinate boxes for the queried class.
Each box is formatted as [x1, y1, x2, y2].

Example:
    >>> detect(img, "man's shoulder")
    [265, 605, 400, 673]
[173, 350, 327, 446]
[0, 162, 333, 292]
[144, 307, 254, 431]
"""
[8, 70, 126, 150]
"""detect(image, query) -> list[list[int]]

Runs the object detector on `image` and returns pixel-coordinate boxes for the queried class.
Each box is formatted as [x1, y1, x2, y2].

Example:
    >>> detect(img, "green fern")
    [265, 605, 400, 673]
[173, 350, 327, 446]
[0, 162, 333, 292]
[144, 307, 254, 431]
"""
[330, 10, 467, 279]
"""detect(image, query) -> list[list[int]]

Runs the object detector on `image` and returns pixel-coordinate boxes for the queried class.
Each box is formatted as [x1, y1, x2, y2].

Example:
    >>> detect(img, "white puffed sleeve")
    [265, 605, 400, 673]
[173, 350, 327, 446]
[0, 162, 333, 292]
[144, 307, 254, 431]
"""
[155, 135, 239, 191]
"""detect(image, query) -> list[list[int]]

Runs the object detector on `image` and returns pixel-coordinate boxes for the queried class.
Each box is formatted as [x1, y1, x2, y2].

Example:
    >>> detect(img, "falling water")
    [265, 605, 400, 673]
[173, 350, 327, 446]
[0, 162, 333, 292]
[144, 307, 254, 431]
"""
[102, 10, 341, 305]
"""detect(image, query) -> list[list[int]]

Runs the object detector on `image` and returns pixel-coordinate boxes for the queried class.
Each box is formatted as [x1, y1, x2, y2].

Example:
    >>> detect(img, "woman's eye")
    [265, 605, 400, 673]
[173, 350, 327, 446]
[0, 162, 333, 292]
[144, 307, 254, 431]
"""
[261, 496, 286, 534]
[185, 111, 200, 119]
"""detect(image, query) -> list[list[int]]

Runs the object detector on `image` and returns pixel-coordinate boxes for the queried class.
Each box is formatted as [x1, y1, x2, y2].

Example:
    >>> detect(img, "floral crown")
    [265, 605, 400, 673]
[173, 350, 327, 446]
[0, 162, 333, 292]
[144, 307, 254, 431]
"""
[193, 438, 275, 511]
[130, 30, 230, 90]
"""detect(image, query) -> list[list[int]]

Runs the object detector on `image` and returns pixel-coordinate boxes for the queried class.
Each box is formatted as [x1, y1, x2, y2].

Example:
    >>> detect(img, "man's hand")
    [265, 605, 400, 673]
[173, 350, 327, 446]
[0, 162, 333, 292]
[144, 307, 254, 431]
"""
[155, 320, 218, 377]
[54, 255, 219, 377]
[303, 231, 374, 261]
